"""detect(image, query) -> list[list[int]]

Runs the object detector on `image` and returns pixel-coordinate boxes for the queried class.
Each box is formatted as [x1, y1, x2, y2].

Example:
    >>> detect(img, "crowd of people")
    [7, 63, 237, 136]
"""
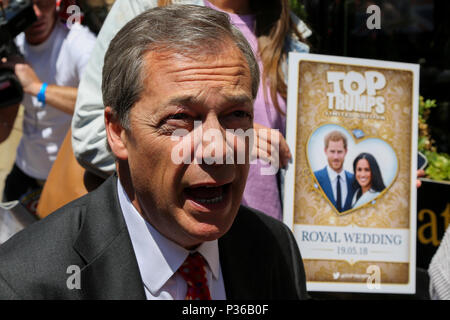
[0, 0, 447, 300]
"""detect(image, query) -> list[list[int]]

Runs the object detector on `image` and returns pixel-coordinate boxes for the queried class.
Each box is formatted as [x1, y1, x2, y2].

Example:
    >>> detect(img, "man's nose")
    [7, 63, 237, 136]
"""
[197, 116, 228, 165]
[33, 4, 42, 18]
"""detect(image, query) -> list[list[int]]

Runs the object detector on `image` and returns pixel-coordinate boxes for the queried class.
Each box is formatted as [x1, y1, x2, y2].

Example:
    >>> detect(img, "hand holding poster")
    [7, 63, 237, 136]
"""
[284, 53, 419, 294]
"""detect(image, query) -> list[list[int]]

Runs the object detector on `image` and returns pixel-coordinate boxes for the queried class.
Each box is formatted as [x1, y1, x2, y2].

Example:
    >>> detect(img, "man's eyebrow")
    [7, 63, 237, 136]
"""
[225, 94, 253, 106]
[166, 95, 197, 106]
[167, 94, 253, 106]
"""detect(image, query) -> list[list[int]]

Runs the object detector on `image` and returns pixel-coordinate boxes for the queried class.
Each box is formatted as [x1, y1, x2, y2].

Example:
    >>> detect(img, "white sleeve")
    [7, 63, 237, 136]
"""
[74, 27, 97, 83]
[71, 0, 158, 177]
[429, 226, 450, 300]
[64, 24, 97, 85]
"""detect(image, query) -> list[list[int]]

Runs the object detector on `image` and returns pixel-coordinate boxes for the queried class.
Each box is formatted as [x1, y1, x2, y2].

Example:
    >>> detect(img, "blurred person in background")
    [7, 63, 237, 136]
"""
[0, 0, 96, 212]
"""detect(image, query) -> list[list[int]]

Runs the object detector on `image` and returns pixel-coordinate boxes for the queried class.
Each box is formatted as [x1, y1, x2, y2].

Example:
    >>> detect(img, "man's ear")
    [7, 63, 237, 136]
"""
[105, 106, 128, 160]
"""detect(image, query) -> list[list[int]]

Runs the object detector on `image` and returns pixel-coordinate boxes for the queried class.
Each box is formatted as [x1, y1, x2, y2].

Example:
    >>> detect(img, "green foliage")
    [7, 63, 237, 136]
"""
[289, 0, 308, 21]
[423, 151, 450, 181]
[418, 96, 437, 152]
[418, 96, 450, 181]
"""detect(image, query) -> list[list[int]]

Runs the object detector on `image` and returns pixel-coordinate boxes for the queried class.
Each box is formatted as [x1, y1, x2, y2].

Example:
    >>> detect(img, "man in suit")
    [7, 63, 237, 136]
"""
[314, 131, 355, 212]
[0, 5, 307, 300]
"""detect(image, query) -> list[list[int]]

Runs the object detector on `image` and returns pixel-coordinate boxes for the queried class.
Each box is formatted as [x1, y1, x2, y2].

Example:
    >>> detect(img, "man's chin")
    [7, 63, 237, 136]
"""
[191, 227, 224, 242]
[179, 207, 237, 244]
[25, 30, 51, 44]
[176, 223, 225, 249]
[331, 164, 343, 172]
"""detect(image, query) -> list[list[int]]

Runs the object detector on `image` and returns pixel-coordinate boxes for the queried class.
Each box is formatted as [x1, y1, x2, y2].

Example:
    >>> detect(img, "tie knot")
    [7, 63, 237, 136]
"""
[178, 252, 211, 300]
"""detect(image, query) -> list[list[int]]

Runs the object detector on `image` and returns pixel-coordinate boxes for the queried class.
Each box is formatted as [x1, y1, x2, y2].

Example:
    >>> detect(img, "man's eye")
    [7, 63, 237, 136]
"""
[167, 113, 190, 120]
[232, 110, 252, 119]
[159, 113, 195, 134]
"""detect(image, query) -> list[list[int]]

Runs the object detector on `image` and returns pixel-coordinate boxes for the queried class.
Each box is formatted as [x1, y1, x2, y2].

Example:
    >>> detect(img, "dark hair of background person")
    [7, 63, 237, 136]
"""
[352, 152, 386, 201]
[158, 0, 307, 116]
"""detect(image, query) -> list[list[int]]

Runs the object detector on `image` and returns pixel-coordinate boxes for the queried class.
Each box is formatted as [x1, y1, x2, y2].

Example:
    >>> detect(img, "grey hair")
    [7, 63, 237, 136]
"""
[102, 4, 260, 129]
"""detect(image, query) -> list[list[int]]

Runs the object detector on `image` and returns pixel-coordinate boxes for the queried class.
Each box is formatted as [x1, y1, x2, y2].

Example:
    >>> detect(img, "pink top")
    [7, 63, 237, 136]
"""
[205, 1, 287, 220]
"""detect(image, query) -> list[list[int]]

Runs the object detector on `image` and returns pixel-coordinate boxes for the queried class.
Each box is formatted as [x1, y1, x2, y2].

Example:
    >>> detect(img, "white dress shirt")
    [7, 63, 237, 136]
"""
[326, 166, 348, 207]
[117, 180, 227, 300]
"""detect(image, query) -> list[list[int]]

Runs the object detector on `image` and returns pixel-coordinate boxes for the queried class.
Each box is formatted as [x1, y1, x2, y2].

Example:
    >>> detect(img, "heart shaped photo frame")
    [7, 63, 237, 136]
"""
[307, 124, 398, 215]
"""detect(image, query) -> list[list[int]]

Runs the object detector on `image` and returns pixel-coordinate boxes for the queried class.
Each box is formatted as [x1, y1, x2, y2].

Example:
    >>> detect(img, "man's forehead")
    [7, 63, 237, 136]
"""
[328, 140, 346, 148]
[141, 46, 252, 95]
[144, 42, 249, 70]
[166, 92, 252, 108]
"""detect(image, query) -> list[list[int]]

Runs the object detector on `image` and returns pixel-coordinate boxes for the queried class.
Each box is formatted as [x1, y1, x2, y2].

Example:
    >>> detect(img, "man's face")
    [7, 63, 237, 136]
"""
[108, 44, 253, 249]
[24, 0, 57, 45]
[325, 139, 347, 173]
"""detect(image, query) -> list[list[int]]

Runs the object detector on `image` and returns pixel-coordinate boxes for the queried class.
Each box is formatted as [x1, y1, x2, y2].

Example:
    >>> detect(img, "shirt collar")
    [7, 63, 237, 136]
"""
[326, 165, 346, 182]
[196, 239, 221, 280]
[117, 179, 220, 295]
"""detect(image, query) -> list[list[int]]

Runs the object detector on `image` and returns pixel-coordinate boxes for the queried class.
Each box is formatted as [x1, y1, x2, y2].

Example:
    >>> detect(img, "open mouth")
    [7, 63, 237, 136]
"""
[184, 183, 232, 209]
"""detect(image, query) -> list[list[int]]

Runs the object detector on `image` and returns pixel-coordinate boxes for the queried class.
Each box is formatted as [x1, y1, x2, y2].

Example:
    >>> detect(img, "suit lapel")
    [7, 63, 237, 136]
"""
[218, 208, 271, 299]
[320, 167, 336, 205]
[219, 233, 254, 299]
[73, 175, 146, 299]
[79, 229, 146, 299]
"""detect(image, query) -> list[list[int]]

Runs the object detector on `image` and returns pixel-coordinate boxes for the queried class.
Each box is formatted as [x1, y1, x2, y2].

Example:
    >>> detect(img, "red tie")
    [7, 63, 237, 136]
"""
[178, 252, 212, 300]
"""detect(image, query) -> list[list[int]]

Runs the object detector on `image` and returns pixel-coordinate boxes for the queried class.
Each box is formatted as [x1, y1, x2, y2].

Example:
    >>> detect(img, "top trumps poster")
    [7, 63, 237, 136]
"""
[283, 53, 419, 294]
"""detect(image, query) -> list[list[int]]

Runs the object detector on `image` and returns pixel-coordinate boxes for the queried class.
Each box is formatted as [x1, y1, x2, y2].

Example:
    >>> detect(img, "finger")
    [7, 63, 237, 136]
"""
[14, 63, 28, 71]
[255, 142, 281, 167]
[252, 141, 272, 160]
[416, 179, 422, 188]
[280, 151, 289, 168]
[254, 133, 272, 157]
[255, 148, 271, 163]
[275, 133, 291, 167]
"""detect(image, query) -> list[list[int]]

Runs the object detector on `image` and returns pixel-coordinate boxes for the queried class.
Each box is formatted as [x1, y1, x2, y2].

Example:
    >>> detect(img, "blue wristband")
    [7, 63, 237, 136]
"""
[37, 82, 48, 106]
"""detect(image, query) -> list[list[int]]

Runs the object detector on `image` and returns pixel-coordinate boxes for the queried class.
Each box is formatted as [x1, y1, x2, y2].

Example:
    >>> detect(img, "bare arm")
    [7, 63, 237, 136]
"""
[15, 63, 77, 115]
[43, 85, 77, 115]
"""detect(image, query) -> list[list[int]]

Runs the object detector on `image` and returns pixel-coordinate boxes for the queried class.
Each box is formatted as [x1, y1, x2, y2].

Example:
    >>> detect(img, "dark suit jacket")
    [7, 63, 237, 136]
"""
[0, 176, 308, 299]
[314, 167, 355, 212]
